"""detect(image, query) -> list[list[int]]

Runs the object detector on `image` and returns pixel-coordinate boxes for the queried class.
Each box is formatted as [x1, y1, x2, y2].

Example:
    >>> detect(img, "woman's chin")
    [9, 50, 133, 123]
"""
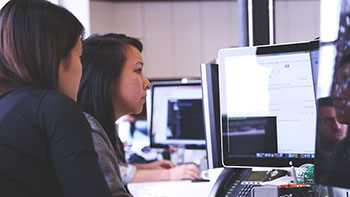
[133, 108, 143, 115]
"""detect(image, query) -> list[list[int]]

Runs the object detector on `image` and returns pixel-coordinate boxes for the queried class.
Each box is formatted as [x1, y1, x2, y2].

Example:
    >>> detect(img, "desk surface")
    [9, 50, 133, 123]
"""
[128, 166, 350, 197]
[127, 168, 224, 197]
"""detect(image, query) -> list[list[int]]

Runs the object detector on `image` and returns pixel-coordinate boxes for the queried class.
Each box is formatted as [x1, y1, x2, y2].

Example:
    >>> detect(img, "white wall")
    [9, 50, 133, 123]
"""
[59, 0, 91, 37]
[275, 0, 320, 43]
[90, 0, 320, 79]
[0, 0, 320, 79]
[90, 1, 238, 79]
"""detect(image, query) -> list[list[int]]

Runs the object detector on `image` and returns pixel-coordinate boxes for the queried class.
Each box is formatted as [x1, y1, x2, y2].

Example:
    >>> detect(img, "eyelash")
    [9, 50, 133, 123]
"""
[136, 68, 142, 73]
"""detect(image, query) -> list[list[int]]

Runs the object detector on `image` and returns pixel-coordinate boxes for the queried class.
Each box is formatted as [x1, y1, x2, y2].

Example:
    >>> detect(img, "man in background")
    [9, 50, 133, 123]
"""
[317, 96, 347, 160]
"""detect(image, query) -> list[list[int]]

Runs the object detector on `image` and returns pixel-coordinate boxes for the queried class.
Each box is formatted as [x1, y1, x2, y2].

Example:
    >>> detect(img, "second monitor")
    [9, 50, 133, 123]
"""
[149, 80, 206, 149]
[200, 63, 223, 169]
[219, 41, 319, 167]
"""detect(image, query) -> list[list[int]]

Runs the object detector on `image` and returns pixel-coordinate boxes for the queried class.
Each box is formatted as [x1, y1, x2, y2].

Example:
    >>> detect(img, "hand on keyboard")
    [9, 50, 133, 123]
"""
[140, 160, 176, 169]
[168, 163, 201, 180]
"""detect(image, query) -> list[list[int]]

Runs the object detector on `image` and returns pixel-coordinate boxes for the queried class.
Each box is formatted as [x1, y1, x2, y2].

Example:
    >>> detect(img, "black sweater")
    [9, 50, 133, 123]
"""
[0, 87, 112, 197]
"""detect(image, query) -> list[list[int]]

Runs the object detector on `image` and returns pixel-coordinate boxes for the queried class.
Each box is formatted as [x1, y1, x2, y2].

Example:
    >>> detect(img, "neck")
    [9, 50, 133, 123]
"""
[114, 112, 123, 123]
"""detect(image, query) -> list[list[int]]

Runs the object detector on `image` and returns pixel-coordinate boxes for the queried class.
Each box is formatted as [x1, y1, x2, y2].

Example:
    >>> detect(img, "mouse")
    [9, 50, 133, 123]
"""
[264, 169, 289, 182]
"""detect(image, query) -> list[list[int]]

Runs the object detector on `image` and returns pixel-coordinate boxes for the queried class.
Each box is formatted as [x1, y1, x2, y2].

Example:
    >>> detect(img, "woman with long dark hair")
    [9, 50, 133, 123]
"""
[78, 33, 200, 196]
[0, 1, 112, 196]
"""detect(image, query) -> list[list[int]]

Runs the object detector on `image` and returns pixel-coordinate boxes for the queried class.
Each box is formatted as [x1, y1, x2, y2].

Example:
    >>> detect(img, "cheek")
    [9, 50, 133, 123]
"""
[66, 58, 81, 83]
[75, 60, 82, 79]
[116, 74, 143, 103]
[320, 123, 330, 132]
[118, 78, 130, 96]
[125, 76, 143, 94]
[127, 81, 141, 101]
[116, 79, 135, 105]
[132, 77, 142, 90]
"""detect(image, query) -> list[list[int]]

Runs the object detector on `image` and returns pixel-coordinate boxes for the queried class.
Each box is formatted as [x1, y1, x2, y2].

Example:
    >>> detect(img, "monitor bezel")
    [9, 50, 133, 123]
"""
[200, 63, 223, 169]
[149, 80, 206, 149]
[219, 40, 319, 168]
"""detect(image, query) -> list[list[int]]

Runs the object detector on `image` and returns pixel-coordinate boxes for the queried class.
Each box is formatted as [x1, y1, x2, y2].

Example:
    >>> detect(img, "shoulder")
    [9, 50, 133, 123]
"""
[7, 87, 78, 110]
[2, 87, 67, 105]
[1, 87, 81, 117]
[8, 87, 66, 99]
[32, 88, 83, 116]
[84, 112, 115, 151]
[84, 112, 105, 134]
[37, 88, 79, 108]
[25, 88, 90, 134]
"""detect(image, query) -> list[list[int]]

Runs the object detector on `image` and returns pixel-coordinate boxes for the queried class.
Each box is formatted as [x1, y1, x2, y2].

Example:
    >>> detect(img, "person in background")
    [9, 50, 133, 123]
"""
[321, 53, 350, 188]
[78, 33, 200, 196]
[0, 0, 112, 196]
[319, 8, 350, 185]
[317, 96, 347, 160]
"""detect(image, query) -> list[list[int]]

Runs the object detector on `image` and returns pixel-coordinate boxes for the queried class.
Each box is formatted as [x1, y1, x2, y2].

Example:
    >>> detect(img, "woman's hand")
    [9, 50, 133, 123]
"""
[168, 163, 201, 180]
[135, 160, 176, 169]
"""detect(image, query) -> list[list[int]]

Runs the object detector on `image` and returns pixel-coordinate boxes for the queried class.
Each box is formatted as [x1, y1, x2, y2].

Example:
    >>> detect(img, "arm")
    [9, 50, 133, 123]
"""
[91, 130, 132, 197]
[37, 92, 112, 197]
[130, 163, 201, 183]
[133, 160, 175, 169]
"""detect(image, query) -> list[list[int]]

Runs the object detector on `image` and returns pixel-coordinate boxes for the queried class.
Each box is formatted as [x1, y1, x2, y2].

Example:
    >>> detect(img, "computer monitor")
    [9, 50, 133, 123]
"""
[149, 80, 206, 149]
[200, 63, 223, 169]
[219, 41, 319, 168]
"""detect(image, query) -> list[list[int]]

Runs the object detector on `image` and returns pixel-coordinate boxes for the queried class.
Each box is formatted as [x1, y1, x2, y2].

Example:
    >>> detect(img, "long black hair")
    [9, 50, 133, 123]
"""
[78, 33, 143, 162]
[0, 0, 84, 93]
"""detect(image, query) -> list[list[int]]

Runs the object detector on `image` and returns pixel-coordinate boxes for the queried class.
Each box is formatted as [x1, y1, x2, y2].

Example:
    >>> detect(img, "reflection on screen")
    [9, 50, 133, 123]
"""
[220, 43, 318, 167]
[226, 116, 277, 156]
[150, 83, 205, 148]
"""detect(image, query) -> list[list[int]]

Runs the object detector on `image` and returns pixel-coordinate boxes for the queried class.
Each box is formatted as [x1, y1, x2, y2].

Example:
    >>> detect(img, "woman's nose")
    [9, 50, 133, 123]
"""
[143, 76, 151, 90]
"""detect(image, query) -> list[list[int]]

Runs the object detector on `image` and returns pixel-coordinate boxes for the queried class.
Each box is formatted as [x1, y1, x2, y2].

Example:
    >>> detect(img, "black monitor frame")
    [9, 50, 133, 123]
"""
[220, 40, 319, 168]
[149, 80, 206, 149]
[200, 63, 223, 169]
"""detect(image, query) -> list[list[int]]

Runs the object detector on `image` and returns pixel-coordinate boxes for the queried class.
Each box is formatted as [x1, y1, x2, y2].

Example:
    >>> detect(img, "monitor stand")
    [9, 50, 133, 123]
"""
[289, 161, 298, 184]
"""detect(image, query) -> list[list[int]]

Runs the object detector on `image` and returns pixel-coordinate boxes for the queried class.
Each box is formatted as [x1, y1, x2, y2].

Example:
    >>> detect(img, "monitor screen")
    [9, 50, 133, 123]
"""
[219, 41, 319, 167]
[200, 63, 223, 169]
[149, 81, 206, 149]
